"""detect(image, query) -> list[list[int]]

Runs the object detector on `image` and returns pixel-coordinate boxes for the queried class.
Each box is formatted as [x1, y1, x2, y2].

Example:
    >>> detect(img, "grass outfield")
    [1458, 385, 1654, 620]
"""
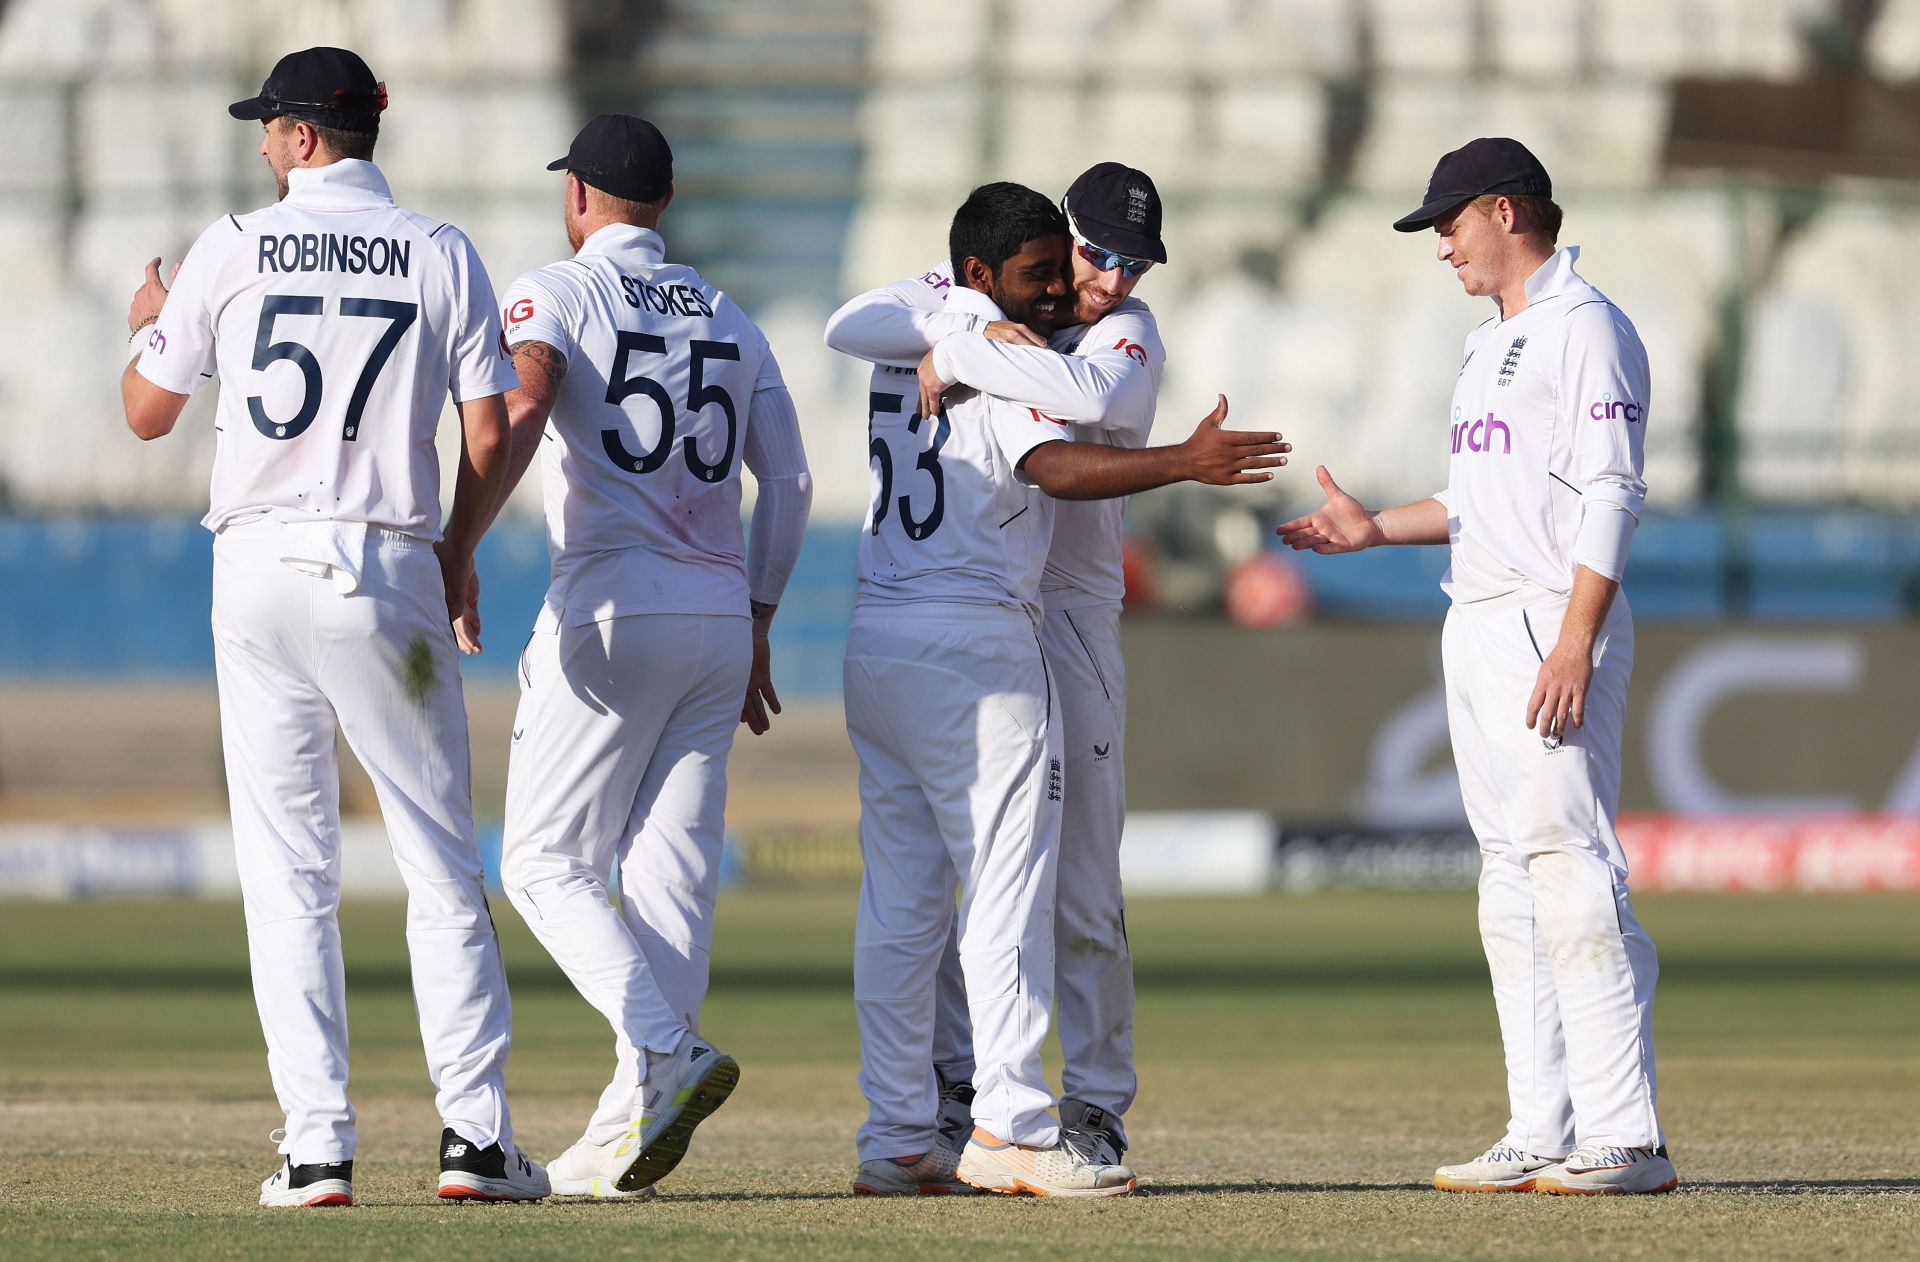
[2, 890, 1916, 1260]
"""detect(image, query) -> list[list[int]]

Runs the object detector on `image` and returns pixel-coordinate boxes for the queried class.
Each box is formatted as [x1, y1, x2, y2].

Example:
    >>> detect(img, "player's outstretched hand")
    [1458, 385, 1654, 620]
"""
[1275, 466, 1384, 554]
[435, 541, 482, 655]
[917, 349, 952, 421]
[127, 257, 178, 333]
[983, 320, 1046, 347]
[1178, 395, 1289, 485]
[741, 633, 781, 735]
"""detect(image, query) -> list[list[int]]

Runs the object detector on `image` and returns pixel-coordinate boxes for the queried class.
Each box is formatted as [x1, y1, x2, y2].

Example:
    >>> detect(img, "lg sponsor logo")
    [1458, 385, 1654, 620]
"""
[1450, 405, 1511, 455]
[1590, 392, 1643, 423]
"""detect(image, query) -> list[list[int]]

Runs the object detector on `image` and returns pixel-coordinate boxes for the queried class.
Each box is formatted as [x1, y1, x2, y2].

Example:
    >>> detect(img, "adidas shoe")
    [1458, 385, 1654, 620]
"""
[935, 1071, 976, 1154]
[1060, 1098, 1127, 1167]
[436, 1127, 551, 1201]
[259, 1157, 353, 1208]
[1433, 1141, 1563, 1193]
[548, 1137, 658, 1199]
[956, 1126, 1136, 1198]
[1534, 1143, 1678, 1196]
[603, 1030, 740, 1193]
[852, 1145, 979, 1196]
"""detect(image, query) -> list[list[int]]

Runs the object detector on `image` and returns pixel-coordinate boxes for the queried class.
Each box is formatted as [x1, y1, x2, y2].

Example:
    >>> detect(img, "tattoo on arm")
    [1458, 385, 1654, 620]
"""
[510, 339, 568, 392]
[750, 600, 776, 622]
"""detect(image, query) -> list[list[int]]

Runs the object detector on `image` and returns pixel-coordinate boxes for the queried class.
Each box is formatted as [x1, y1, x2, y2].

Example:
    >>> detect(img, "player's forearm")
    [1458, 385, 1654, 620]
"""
[746, 472, 813, 610]
[825, 293, 978, 365]
[934, 336, 1147, 429]
[1371, 497, 1450, 546]
[443, 394, 511, 554]
[1020, 439, 1189, 501]
[1553, 565, 1619, 656]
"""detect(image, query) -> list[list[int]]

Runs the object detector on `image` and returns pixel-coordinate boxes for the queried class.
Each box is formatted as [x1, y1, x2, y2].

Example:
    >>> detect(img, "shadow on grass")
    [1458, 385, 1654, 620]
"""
[9, 956, 1918, 996]
[1678, 1179, 1920, 1196]
[1139, 1181, 1430, 1196]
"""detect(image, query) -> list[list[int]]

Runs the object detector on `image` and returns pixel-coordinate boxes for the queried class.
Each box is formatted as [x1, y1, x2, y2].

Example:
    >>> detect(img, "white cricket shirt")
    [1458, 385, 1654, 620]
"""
[1435, 246, 1649, 605]
[502, 224, 801, 624]
[136, 160, 517, 540]
[850, 286, 1069, 619]
[827, 261, 1163, 611]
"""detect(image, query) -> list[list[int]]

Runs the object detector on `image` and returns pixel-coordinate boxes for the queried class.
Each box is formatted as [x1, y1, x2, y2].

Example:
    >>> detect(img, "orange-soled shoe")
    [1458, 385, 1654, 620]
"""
[1433, 1140, 1562, 1193]
[956, 1126, 1135, 1198]
[1534, 1144, 1677, 1196]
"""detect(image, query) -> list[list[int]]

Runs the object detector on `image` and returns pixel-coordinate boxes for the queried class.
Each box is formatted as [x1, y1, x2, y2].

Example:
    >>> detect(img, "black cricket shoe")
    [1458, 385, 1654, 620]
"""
[437, 1127, 552, 1201]
[260, 1157, 354, 1207]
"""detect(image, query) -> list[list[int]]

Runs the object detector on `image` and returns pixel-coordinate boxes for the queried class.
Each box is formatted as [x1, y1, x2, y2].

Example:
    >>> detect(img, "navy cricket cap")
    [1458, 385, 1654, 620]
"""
[1062, 162, 1168, 264]
[1393, 137, 1552, 232]
[228, 47, 387, 134]
[548, 115, 674, 203]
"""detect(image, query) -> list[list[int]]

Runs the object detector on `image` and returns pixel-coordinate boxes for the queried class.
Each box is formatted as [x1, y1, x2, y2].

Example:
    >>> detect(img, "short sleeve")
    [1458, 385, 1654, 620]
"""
[135, 220, 227, 395]
[988, 400, 1073, 486]
[438, 226, 519, 403]
[501, 268, 578, 361]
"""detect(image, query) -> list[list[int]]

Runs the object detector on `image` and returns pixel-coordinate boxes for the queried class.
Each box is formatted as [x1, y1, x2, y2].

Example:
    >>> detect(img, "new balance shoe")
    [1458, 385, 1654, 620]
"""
[1534, 1143, 1678, 1196]
[853, 1145, 978, 1196]
[1060, 1098, 1127, 1167]
[1433, 1141, 1563, 1193]
[956, 1127, 1136, 1198]
[259, 1157, 353, 1208]
[603, 1030, 740, 1193]
[437, 1127, 551, 1201]
[934, 1070, 976, 1155]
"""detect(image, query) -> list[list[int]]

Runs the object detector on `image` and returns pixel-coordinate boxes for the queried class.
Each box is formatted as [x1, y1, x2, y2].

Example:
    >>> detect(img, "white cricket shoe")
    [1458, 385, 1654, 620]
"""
[602, 1030, 740, 1193]
[956, 1127, 1136, 1198]
[547, 1137, 658, 1199]
[436, 1127, 551, 1201]
[1534, 1143, 1678, 1196]
[259, 1157, 353, 1208]
[852, 1145, 979, 1196]
[1433, 1141, 1563, 1193]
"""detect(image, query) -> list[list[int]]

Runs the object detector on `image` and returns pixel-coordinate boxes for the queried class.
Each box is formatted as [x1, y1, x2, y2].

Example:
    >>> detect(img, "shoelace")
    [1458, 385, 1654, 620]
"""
[1478, 1142, 1530, 1165]
[1060, 1127, 1115, 1166]
[1566, 1144, 1648, 1169]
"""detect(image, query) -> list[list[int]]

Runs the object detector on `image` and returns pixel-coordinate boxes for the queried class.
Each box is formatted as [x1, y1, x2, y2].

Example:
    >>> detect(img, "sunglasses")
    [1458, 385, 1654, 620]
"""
[1074, 237, 1154, 278]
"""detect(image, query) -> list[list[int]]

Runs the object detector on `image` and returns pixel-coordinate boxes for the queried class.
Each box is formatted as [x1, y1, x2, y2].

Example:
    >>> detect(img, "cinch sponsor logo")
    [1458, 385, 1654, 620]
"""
[1451, 408, 1510, 454]
[1589, 392, 1643, 423]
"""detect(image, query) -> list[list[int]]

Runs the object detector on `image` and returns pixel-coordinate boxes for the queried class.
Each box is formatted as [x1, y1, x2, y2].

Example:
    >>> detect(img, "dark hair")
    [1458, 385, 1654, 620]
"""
[1474, 192, 1562, 244]
[949, 182, 1067, 282]
[277, 113, 379, 161]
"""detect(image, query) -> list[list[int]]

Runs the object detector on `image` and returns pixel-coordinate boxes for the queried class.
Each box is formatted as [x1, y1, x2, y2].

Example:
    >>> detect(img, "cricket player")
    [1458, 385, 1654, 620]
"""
[488, 115, 813, 1197]
[1277, 138, 1674, 1196]
[825, 162, 1167, 1174]
[832, 181, 1285, 1197]
[118, 47, 547, 1206]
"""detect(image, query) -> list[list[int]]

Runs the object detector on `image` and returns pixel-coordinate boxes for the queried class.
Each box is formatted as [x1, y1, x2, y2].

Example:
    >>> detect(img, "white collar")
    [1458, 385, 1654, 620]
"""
[1522, 245, 1583, 305]
[947, 284, 1006, 321]
[284, 160, 395, 209]
[576, 222, 667, 263]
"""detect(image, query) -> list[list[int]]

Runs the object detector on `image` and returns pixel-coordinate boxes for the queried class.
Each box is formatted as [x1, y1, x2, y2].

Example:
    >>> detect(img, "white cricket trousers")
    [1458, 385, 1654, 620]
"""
[211, 522, 513, 1166]
[845, 603, 1064, 1161]
[501, 611, 748, 1146]
[1442, 591, 1663, 1155]
[930, 600, 1136, 1136]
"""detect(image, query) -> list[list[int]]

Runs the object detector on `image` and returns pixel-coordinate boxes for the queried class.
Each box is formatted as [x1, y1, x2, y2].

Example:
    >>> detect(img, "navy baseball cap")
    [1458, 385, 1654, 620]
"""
[548, 115, 674, 203]
[228, 47, 387, 134]
[1393, 137, 1552, 232]
[1062, 162, 1167, 264]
